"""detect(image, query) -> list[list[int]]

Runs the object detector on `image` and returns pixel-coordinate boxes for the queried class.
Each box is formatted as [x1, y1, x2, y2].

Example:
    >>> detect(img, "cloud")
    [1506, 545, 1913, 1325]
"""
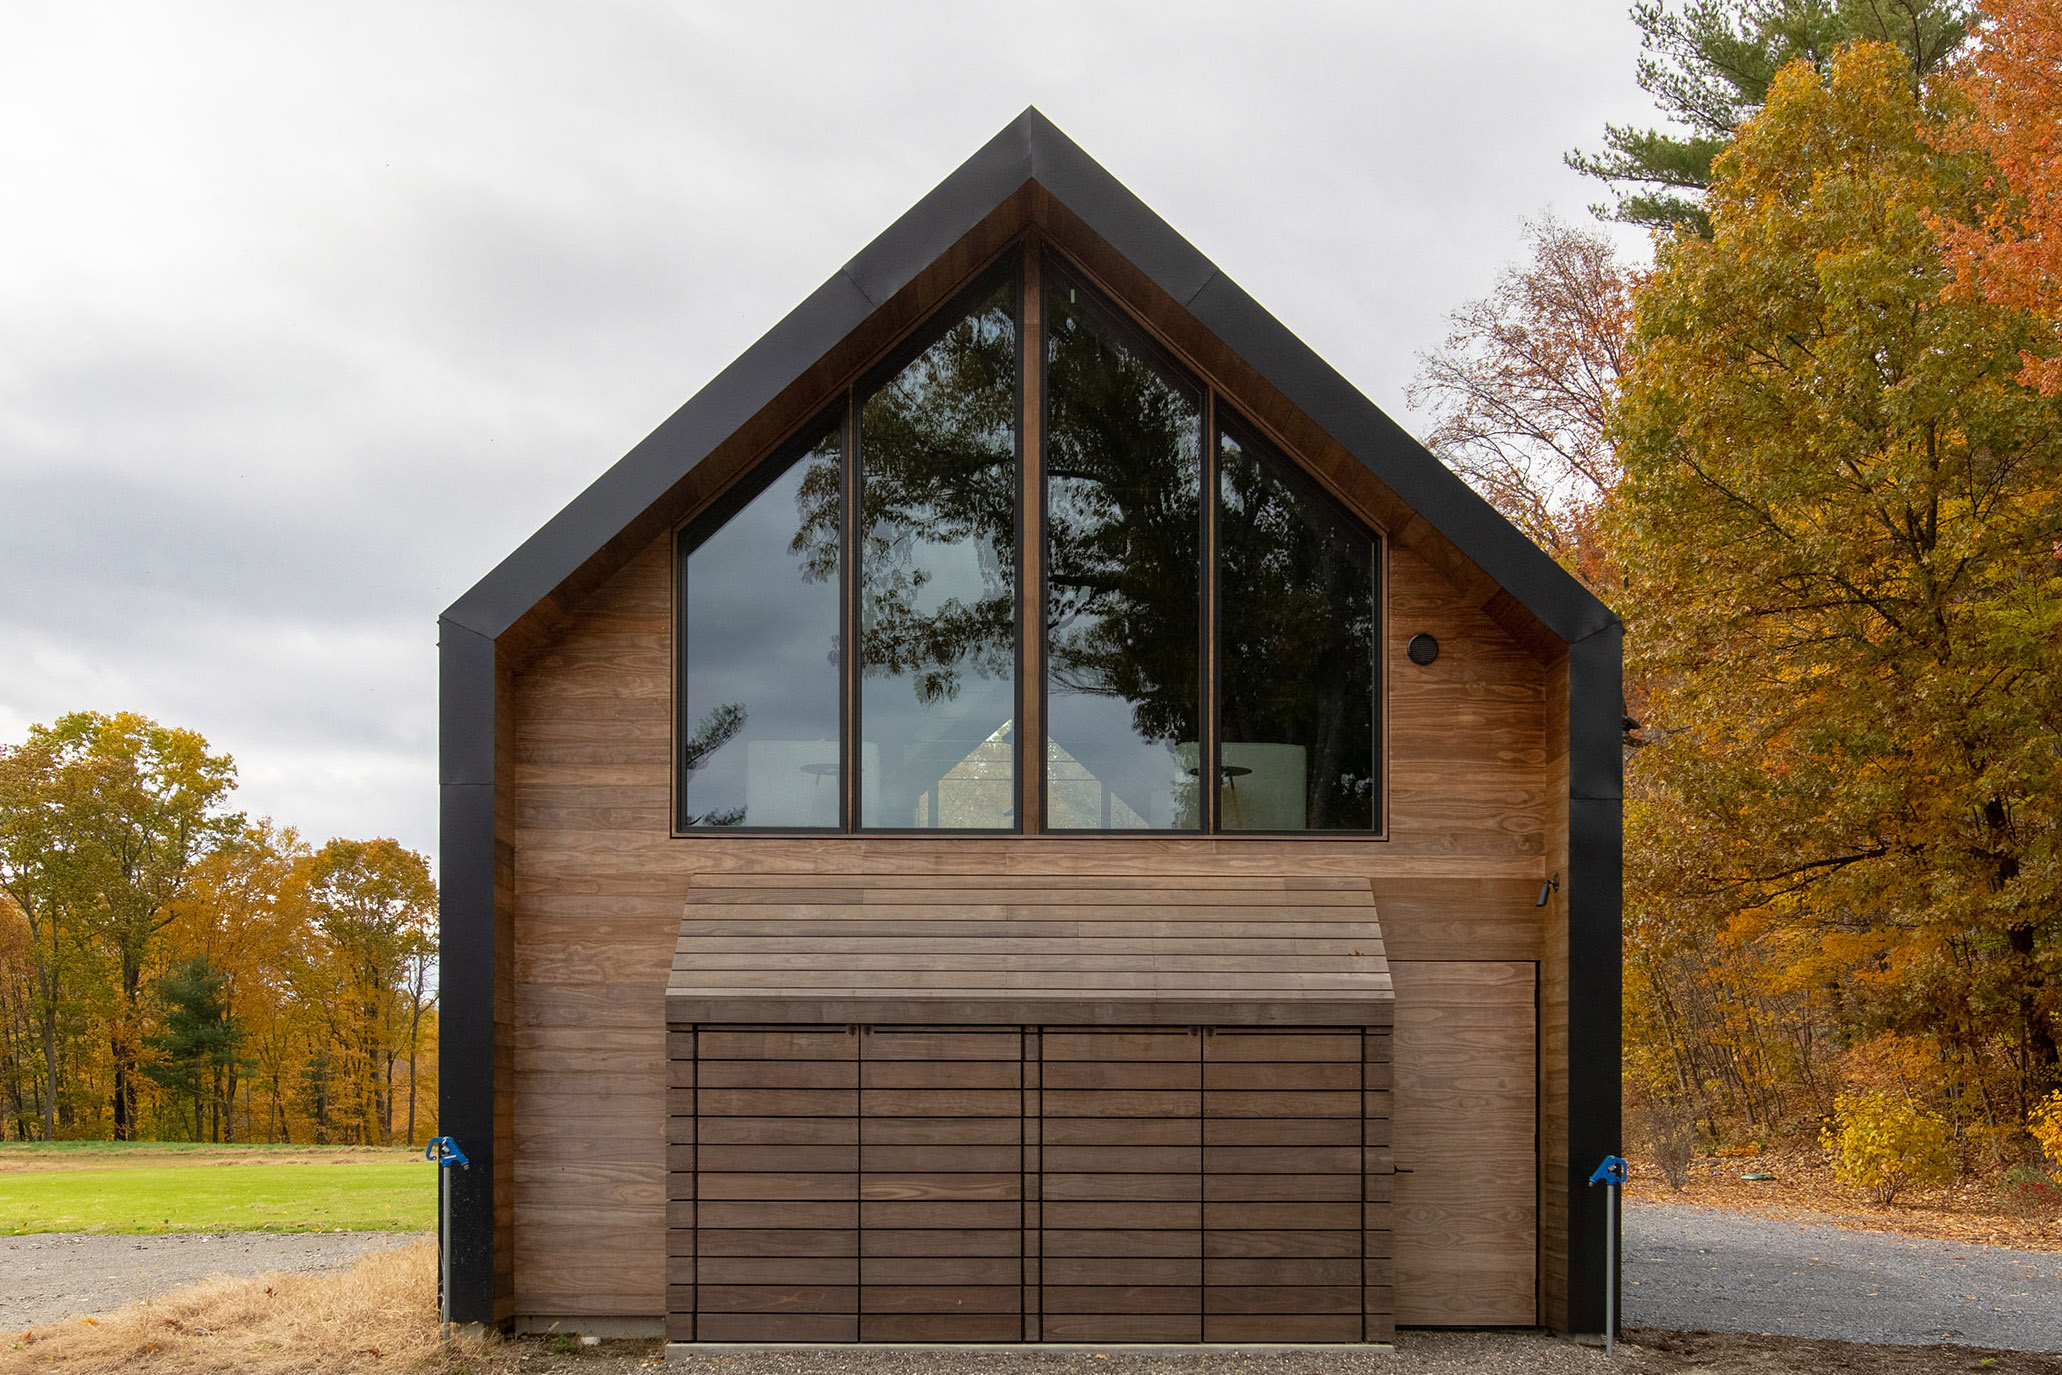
[0, 0, 1652, 864]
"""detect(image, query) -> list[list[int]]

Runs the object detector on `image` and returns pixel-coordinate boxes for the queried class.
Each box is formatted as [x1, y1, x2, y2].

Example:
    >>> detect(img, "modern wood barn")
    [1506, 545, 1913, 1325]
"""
[439, 109, 1623, 1347]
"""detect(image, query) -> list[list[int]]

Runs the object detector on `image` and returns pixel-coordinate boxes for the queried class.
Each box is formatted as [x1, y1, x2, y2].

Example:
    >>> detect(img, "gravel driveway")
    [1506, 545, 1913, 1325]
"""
[1626, 1201, 2062, 1350]
[0, 1230, 422, 1330]
[10, 1210, 2061, 1362]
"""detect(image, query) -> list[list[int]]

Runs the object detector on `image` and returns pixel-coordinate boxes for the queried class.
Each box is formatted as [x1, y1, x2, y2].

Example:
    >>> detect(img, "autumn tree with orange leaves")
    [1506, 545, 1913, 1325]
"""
[1608, 40, 2062, 1164]
[1410, 214, 1635, 592]
[1938, 0, 2062, 396]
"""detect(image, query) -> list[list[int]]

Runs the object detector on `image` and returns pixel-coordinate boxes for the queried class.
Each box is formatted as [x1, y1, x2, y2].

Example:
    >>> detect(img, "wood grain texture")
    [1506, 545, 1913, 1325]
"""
[1391, 961, 1538, 1325]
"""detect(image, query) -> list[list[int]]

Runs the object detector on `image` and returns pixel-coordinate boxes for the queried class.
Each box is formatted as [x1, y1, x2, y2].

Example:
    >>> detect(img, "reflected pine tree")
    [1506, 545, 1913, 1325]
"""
[789, 441, 841, 587]
[1044, 284, 1202, 758]
[841, 283, 1020, 705]
[760, 266, 1376, 831]
[1219, 429, 1378, 829]
[679, 703, 747, 827]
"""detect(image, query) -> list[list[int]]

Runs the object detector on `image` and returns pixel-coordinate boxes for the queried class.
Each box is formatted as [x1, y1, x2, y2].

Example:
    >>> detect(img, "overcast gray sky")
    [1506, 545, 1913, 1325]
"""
[1, 2, 1653, 863]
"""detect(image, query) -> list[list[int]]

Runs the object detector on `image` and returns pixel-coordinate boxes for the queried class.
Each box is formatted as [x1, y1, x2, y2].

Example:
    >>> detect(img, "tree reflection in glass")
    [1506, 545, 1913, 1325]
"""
[679, 421, 844, 828]
[1218, 420, 1379, 831]
[857, 277, 1020, 828]
[1043, 272, 1203, 829]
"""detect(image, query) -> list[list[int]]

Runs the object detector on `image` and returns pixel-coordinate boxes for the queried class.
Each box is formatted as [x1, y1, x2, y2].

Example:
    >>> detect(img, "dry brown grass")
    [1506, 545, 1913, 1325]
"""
[0, 1147, 407, 1176]
[0, 1238, 480, 1374]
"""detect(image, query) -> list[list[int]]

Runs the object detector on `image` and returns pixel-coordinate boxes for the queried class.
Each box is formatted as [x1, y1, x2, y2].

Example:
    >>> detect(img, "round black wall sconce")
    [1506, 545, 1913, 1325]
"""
[1406, 633, 1440, 666]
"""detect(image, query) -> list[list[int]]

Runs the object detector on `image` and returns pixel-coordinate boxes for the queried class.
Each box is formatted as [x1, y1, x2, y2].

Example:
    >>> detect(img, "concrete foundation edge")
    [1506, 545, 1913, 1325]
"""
[516, 1316, 666, 1338]
[668, 1343, 1397, 1359]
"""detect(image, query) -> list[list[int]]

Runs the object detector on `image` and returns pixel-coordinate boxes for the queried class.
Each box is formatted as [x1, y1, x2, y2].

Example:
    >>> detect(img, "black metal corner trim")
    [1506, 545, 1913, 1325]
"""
[1019, 111, 1220, 307]
[1568, 622, 1625, 802]
[1561, 628, 1625, 1335]
[838, 116, 1037, 307]
[438, 619, 498, 1324]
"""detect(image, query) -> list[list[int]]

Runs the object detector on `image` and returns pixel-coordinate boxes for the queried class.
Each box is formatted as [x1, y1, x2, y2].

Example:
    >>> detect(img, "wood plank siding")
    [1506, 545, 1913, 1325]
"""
[659, 876, 1394, 1344]
[503, 520, 1552, 1323]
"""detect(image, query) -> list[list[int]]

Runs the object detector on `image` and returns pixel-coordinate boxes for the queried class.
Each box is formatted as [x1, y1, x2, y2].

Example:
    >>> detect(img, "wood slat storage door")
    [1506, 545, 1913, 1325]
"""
[1039, 1029, 1203, 1342]
[689, 1027, 861, 1342]
[859, 1029, 1025, 1341]
[1203, 1029, 1391, 1342]
[1391, 962, 1538, 1325]
[668, 1022, 1393, 1344]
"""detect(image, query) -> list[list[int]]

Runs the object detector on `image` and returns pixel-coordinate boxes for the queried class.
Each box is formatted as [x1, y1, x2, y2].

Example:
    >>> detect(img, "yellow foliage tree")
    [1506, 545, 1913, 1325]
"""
[1825, 1090, 1955, 1203]
[1607, 42, 2062, 1148]
[0, 713, 440, 1144]
[2031, 1090, 2062, 1169]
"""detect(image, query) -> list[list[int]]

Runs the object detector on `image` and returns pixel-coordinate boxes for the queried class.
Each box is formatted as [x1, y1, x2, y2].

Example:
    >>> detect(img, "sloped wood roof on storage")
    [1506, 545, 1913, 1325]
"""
[667, 874, 1394, 1026]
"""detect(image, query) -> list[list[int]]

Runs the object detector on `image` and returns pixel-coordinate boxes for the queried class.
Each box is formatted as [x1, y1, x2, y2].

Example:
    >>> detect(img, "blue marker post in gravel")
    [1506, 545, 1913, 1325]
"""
[427, 1136, 470, 1342]
[1589, 1155, 1627, 1356]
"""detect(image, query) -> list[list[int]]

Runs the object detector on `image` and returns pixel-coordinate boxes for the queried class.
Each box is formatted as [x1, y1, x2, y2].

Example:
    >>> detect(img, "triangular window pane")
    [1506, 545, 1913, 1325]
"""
[1217, 416, 1380, 831]
[678, 418, 843, 829]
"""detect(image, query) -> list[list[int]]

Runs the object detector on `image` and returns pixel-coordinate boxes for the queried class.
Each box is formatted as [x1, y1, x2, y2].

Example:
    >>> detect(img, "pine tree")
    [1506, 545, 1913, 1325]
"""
[1569, 0, 1970, 233]
[144, 956, 245, 1142]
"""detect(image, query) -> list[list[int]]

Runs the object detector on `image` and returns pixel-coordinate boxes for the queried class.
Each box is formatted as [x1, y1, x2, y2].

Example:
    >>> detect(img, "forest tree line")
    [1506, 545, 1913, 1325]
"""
[0, 710, 438, 1145]
[1413, 0, 2062, 1180]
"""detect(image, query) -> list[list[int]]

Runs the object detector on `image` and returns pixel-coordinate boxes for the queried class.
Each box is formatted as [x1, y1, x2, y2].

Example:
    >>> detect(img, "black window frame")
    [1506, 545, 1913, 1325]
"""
[671, 243, 1385, 838]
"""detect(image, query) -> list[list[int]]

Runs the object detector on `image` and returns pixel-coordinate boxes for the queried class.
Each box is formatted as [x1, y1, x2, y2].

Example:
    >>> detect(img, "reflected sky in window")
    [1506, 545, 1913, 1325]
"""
[679, 422, 842, 828]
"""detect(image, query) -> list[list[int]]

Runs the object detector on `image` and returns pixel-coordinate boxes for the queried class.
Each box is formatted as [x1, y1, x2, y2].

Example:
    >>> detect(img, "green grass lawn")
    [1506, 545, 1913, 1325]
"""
[0, 1145, 434, 1235]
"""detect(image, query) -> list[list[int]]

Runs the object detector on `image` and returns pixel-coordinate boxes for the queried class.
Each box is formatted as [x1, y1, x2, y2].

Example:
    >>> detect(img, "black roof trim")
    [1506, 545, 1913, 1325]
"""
[444, 107, 1614, 646]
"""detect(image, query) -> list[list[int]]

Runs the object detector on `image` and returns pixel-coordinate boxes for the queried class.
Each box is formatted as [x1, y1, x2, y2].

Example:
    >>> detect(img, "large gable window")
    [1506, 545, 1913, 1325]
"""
[675, 249, 1381, 835]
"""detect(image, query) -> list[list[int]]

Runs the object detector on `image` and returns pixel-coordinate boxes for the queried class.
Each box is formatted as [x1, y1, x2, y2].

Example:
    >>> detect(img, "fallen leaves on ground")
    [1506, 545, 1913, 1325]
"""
[1627, 1141, 2062, 1251]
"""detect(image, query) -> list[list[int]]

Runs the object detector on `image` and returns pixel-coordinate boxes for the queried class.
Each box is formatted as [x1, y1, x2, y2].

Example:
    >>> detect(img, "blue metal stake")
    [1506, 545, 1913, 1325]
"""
[427, 1136, 470, 1341]
[1588, 1155, 1627, 1356]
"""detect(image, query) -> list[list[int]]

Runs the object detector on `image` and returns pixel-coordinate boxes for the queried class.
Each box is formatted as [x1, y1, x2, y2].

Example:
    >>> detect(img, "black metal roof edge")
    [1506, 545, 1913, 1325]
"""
[443, 106, 1615, 646]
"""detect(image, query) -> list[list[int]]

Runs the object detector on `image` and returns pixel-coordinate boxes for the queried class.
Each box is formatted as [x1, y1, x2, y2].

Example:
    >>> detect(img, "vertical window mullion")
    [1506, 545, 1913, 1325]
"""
[1021, 244, 1045, 835]
[1202, 391, 1219, 835]
[842, 387, 859, 832]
